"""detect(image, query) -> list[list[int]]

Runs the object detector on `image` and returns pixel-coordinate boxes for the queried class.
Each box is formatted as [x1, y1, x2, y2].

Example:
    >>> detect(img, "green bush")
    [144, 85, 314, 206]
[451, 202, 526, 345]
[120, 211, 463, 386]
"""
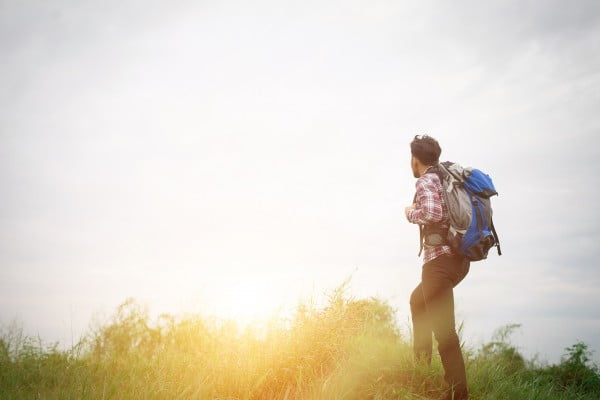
[538, 342, 600, 395]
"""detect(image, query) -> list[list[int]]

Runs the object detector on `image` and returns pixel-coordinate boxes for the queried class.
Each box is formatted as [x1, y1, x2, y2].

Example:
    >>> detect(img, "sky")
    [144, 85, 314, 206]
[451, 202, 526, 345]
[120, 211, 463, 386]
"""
[1, 0, 599, 364]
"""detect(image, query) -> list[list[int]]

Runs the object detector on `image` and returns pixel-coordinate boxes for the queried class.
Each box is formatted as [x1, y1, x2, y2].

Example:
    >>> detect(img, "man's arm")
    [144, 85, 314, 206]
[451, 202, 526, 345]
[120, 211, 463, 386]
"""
[405, 176, 444, 225]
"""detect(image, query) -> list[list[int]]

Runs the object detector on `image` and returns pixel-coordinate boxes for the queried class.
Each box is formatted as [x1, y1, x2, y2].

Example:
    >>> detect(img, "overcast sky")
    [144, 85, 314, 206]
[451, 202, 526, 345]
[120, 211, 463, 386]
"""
[1, 0, 599, 363]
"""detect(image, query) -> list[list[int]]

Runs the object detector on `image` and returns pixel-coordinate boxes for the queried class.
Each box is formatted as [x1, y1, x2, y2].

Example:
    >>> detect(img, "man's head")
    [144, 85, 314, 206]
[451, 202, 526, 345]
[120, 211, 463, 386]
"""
[410, 135, 441, 178]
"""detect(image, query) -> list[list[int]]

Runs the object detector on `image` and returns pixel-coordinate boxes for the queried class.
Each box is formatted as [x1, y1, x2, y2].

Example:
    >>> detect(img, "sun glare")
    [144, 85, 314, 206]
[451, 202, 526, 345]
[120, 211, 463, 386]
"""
[216, 281, 284, 325]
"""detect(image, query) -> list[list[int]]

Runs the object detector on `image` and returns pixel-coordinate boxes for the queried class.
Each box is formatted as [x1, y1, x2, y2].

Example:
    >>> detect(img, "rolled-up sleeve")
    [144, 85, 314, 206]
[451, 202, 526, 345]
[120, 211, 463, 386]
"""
[406, 175, 444, 225]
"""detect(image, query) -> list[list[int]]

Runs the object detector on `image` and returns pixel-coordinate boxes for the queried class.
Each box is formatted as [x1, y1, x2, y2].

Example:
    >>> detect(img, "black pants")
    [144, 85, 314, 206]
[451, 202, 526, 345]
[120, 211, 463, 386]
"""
[410, 253, 470, 395]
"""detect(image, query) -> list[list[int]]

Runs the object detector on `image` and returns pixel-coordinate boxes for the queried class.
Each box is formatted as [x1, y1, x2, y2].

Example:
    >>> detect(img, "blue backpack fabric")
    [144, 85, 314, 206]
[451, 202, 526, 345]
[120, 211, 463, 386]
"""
[427, 162, 502, 261]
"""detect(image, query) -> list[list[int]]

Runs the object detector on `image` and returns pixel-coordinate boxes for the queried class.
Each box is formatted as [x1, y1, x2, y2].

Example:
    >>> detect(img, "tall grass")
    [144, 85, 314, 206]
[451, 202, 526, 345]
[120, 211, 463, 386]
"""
[1, 283, 599, 399]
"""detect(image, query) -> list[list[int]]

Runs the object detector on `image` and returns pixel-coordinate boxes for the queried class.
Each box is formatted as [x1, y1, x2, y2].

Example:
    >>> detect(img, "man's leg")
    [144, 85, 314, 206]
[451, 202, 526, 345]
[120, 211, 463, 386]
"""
[410, 282, 432, 364]
[421, 255, 469, 398]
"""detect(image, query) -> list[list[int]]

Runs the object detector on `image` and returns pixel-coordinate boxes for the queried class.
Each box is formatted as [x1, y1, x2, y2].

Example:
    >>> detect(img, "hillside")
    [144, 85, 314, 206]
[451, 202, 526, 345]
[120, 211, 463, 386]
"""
[1, 285, 599, 399]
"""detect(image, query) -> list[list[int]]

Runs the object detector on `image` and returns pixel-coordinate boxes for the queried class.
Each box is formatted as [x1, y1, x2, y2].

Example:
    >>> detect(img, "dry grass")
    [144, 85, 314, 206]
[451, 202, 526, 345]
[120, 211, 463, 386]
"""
[1, 282, 599, 399]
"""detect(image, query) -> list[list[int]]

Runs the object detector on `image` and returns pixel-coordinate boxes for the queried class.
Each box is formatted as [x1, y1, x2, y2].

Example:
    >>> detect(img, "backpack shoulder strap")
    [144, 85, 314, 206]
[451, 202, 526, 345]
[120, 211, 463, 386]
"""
[413, 192, 425, 257]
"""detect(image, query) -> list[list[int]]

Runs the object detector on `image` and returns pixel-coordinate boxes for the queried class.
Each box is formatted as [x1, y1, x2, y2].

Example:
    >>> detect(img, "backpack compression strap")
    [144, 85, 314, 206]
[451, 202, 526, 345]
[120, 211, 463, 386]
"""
[490, 217, 502, 256]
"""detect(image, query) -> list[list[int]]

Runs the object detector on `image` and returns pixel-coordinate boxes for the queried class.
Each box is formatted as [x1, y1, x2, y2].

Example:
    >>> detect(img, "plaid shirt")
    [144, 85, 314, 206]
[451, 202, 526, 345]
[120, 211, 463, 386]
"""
[405, 168, 453, 263]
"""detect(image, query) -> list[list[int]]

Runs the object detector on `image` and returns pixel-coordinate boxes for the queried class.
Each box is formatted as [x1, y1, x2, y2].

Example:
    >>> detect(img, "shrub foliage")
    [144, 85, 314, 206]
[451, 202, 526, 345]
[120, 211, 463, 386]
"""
[1, 286, 598, 399]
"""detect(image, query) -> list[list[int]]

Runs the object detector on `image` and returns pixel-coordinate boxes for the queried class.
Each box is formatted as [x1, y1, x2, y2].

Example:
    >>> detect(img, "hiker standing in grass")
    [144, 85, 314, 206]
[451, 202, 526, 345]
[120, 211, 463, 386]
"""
[405, 135, 470, 400]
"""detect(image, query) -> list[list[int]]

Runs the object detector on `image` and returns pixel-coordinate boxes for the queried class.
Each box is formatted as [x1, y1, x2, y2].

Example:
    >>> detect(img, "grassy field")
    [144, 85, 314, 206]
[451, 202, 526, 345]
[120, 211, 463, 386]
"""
[1, 284, 599, 399]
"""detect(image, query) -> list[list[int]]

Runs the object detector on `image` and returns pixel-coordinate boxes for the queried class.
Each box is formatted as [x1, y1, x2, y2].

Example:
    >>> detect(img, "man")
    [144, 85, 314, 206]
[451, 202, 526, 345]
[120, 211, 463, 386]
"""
[405, 135, 470, 400]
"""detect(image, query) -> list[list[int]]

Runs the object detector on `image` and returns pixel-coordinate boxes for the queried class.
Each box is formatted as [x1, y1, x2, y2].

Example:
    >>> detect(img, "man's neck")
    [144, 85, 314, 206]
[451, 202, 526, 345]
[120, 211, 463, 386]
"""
[419, 164, 433, 177]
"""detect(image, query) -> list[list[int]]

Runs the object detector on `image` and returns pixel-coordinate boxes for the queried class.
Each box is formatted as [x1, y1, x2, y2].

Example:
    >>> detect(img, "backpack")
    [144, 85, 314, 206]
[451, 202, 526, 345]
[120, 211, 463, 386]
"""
[423, 161, 502, 261]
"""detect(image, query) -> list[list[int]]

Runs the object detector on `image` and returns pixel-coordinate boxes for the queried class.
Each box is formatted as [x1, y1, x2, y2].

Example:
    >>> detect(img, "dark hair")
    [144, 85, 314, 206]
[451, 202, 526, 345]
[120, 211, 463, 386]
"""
[410, 135, 441, 165]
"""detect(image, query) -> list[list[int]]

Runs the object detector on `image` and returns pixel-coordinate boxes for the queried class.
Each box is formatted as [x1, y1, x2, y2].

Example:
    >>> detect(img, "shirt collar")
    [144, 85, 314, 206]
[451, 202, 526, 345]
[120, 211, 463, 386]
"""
[423, 165, 435, 175]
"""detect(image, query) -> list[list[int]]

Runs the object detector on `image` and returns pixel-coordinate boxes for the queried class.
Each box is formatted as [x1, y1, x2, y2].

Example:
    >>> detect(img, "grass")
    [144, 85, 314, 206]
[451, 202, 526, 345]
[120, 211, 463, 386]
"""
[1, 283, 599, 399]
